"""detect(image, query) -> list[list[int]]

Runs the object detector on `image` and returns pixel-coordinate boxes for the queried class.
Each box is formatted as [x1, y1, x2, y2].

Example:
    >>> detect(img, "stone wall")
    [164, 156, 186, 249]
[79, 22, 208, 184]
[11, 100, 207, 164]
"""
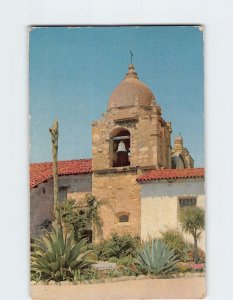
[58, 174, 92, 195]
[30, 178, 54, 238]
[30, 173, 92, 238]
[92, 169, 141, 241]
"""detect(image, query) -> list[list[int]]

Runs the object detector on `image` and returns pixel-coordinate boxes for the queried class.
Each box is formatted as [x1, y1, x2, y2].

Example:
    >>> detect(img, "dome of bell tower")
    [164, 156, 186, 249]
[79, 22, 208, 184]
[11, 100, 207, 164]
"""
[107, 64, 155, 110]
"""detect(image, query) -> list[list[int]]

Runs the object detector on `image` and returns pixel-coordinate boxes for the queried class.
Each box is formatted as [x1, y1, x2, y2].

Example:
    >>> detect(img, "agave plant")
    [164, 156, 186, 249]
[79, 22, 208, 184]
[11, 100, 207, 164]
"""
[135, 239, 179, 275]
[31, 224, 93, 281]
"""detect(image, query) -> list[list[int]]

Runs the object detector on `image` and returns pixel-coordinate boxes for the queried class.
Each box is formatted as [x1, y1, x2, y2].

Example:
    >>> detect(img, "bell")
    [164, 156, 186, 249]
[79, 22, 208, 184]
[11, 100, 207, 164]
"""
[116, 141, 127, 152]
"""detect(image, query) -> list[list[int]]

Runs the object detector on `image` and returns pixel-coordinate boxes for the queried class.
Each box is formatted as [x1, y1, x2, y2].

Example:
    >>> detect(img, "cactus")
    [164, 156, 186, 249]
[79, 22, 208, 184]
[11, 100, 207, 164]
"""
[49, 119, 60, 224]
[135, 239, 178, 275]
[31, 225, 93, 281]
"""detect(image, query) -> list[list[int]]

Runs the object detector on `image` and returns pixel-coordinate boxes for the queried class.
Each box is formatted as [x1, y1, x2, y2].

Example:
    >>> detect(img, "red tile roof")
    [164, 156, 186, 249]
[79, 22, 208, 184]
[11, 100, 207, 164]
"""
[30, 159, 92, 188]
[137, 168, 204, 184]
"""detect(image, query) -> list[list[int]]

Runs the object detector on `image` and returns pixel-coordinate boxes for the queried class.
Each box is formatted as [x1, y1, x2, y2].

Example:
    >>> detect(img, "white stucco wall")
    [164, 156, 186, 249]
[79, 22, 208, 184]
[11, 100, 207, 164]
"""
[140, 178, 205, 250]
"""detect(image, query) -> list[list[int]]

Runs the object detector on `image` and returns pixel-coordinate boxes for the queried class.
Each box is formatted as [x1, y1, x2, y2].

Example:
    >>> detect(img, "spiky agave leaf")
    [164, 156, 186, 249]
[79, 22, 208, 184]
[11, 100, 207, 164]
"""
[68, 238, 88, 264]
[31, 225, 93, 281]
[69, 250, 93, 269]
[136, 239, 179, 275]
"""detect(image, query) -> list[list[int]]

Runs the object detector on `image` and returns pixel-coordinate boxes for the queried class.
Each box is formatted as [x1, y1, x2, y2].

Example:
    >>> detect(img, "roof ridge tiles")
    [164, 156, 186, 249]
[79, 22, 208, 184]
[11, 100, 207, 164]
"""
[30, 158, 92, 165]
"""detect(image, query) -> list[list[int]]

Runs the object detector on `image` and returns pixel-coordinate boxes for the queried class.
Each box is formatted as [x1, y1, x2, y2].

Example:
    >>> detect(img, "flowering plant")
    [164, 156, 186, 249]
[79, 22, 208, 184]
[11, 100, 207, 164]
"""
[186, 247, 205, 263]
[191, 263, 205, 272]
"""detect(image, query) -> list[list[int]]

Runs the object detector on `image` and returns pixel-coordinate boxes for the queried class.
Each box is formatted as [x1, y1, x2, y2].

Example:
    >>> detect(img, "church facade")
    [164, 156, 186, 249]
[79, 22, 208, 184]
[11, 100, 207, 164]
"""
[30, 64, 205, 249]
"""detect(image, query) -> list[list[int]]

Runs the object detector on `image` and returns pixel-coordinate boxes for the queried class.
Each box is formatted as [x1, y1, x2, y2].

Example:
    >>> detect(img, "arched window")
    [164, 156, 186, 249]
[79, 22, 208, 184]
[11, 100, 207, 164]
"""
[172, 154, 185, 169]
[110, 128, 131, 167]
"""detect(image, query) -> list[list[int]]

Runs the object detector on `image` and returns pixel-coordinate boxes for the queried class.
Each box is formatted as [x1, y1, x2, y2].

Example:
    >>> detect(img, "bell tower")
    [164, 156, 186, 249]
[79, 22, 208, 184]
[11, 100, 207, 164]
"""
[92, 64, 172, 241]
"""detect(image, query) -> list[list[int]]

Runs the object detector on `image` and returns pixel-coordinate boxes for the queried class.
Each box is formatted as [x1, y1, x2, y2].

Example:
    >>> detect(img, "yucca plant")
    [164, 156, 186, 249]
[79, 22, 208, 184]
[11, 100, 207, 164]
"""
[179, 206, 205, 264]
[31, 224, 93, 281]
[135, 239, 179, 275]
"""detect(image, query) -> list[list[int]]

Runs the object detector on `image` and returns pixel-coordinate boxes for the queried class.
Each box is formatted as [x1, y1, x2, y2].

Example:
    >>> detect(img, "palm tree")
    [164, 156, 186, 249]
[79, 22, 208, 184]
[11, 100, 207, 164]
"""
[179, 206, 205, 263]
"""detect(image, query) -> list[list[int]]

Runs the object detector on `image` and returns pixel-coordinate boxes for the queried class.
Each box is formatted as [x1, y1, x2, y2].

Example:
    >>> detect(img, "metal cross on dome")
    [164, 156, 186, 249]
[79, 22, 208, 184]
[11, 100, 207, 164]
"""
[129, 50, 134, 64]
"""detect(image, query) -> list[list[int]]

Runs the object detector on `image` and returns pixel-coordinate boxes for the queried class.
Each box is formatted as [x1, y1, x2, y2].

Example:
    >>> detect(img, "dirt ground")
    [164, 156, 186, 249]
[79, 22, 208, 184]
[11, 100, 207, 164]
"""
[31, 277, 206, 300]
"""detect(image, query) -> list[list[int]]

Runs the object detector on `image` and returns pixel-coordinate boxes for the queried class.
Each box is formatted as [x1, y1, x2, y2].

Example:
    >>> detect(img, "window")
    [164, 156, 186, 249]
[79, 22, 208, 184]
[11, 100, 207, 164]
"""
[119, 215, 129, 222]
[172, 154, 186, 169]
[59, 186, 67, 202]
[81, 230, 92, 243]
[179, 197, 196, 208]
[42, 188, 46, 194]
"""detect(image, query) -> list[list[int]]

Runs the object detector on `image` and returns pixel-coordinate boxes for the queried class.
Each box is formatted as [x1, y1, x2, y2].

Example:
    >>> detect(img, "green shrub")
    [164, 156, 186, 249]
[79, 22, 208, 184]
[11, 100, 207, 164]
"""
[176, 262, 192, 272]
[31, 225, 93, 282]
[160, 228, 189, 261]
[135, 239, 178, 275]
[117, 255, 141, 276]
[58, 194, 101, 243]
[160, 228, 205, 263]
[72, 268, 101, 281]
[86, 246, 98, 262]
[94, 233, 139, 260]
[185, 242, 205, 263]
[108, 257, 119, 263]
[116, 255, 134, 267]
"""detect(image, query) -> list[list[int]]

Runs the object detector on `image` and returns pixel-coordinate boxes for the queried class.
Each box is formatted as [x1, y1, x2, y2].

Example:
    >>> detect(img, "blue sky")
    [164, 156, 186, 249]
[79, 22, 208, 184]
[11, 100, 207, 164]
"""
[30, 26, 204, 166]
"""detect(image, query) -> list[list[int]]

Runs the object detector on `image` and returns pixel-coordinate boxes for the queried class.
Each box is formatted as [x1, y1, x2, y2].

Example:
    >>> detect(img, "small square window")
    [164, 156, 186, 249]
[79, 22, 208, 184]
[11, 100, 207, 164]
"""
[179, 197, 197, 208]
[119, 215, 129, 222]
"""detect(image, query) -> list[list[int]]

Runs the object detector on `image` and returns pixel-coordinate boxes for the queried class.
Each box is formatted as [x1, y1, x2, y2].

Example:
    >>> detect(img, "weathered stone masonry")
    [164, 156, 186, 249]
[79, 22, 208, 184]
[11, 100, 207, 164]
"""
[92, 64, 176, 240]
[30, 173, 92, 238]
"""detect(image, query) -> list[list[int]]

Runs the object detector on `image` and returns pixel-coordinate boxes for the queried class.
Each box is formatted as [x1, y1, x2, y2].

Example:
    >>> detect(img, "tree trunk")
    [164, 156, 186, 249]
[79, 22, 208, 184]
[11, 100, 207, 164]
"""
[193, 236, 199, 264]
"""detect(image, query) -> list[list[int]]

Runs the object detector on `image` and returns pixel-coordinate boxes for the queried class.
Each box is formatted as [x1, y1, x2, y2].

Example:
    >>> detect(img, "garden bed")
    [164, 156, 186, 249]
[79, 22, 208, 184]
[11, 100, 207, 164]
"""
[31, 227, 206, 284]
[31, 271, 205, 286]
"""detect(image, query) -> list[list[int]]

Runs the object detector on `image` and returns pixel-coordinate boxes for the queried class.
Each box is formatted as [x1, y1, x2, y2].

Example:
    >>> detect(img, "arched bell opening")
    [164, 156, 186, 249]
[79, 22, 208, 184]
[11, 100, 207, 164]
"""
[172, 154, 186, 169]
[109, 128, 131, 167]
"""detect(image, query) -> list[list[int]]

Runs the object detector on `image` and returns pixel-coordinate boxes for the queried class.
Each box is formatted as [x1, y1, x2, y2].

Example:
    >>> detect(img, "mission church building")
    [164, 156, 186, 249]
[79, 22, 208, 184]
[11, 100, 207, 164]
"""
[30, 64, 205, 249]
